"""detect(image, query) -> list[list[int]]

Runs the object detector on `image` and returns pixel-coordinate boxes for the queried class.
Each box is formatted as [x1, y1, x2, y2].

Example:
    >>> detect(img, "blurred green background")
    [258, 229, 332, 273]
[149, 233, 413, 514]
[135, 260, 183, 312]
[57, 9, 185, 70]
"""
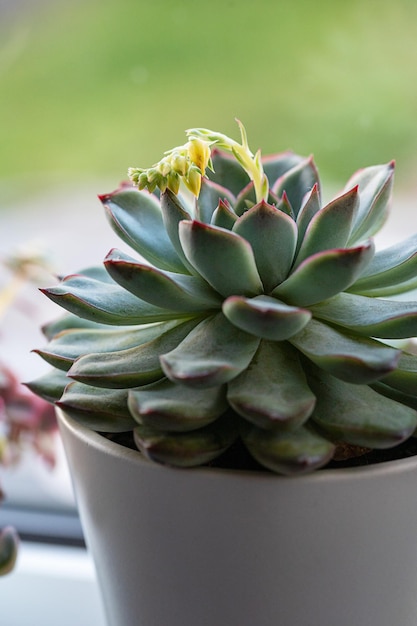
[2, 0, 417, 201]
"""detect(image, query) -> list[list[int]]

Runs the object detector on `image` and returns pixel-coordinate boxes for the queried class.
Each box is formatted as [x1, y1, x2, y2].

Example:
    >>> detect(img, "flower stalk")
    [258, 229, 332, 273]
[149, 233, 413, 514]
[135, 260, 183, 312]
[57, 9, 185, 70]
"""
[128, 120, 268, 203]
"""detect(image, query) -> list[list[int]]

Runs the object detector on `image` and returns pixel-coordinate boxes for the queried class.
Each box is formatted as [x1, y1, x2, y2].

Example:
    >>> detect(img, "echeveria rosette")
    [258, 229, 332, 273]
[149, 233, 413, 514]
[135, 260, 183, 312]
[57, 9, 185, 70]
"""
[29, 127, 417, 475]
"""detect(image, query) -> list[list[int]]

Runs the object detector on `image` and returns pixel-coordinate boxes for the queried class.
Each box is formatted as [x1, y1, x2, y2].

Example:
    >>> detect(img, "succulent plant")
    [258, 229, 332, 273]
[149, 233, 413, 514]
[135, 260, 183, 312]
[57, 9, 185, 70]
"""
[29, 122, 417, 475]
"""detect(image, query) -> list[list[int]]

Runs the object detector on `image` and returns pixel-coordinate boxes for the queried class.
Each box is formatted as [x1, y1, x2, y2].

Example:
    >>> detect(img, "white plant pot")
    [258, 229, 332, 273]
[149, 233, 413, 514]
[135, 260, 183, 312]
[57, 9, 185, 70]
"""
[58, 409, 417, 626]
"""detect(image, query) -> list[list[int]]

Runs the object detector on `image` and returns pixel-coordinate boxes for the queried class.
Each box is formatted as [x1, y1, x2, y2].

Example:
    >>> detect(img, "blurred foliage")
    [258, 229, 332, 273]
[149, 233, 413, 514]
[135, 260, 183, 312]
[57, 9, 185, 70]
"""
[2, 0, 417, 198]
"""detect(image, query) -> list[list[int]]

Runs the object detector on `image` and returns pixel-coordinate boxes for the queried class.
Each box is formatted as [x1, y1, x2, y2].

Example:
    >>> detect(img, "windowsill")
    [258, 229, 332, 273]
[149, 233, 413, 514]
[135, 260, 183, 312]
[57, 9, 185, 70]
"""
[0, 504, 84, 546]
[1, 541, 106, 626]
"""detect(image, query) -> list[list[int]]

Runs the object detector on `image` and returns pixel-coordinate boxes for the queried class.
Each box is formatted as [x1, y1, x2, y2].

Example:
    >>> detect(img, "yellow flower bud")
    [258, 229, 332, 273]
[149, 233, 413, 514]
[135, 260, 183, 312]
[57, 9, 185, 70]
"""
[160, 159, 172, 177]
[138, 172, 149, 190]
[171, 153, 188, 176]
[167, 171, 181, 195]
[188, 138, 211, 176]
[184, 166, 202, 197]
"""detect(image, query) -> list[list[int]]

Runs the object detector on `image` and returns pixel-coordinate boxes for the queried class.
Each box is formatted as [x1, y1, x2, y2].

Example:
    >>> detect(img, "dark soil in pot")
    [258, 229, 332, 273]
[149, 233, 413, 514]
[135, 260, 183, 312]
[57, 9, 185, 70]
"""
[104, 431, 417, 473]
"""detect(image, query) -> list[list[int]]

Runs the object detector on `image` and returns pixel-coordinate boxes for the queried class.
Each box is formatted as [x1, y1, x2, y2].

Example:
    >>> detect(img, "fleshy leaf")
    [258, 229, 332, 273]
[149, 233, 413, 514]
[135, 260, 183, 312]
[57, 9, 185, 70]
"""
[262, 151, 306, 186]
[346, 161, 395, 244]
[371, 381, 417, 411]
[68, 318, 201, 388]
[276, 191, 295, 218]
[105, 248, 221, 311]
[293, 186, 359, 268]
[242, 423, 334, 475]
[100, 187, 187, 272]
[307, 365, 417, 448]
[272, 241, 375, 307]
[35, 321, 179, 371]
[207, 148, 250, 196]
[42, 313, 110, 340]
[228, 340, 316, 430]
[349, 232, 417, 295]
[382, 352, 417, 396]
[161, 313, 260, 388]
[179, 220, 263, 297]
[197, 178, 236, 224]
[57, 382, 135, 432]
[232, 201, 297, 291]
[290, 318, 400, 383]
[234, 181, 257, 216]
[349, 276, 417, 298]
[133, 413, 238, 467]
[128, 378, 227, 432]
[222, 295, 311, 340]
[75, 265, 115, 283]
[25, 369, 69, 403]
[41, 273, 185, 325]
[272, 156, 320, 218]
[211, 199, 237, 229]
[295, 183, 321, 254]
[159, 190, 196, 273]
[310, 292, 417, 339]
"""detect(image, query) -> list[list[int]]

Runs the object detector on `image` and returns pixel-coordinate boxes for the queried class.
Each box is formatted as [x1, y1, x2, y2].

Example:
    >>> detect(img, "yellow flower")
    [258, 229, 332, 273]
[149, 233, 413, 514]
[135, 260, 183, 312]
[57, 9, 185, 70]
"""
[184, 165, 202, 196]
[187, 138, 211, 176]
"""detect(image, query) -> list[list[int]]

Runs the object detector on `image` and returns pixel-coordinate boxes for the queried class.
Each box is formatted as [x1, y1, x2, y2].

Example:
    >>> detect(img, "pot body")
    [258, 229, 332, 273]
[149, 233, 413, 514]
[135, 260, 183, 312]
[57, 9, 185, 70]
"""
[58, 409, 417, 626]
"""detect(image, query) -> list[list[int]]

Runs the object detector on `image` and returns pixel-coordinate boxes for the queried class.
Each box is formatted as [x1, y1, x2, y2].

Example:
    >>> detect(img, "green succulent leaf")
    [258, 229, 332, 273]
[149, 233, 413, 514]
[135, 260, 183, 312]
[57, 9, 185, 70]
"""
[42, 314, 110, 340]
[197, 178, 236, 223]
[276, 191, 295, 218]
[242, 423, 335, 475]
[295, 183, 321, 255]
[0, 527, 19, 576]
[310, 292, 417, 339]
[159, 189, 197, 273]
[381, 352, 417, 396]
[128, 378, 227, 432]
[371, 381, 417, 411]
[25, 369, 69, 403]
[272, 241, 375, 307]
[57, 382, 135, 432]
[222, 295, 311, 340]
[262, 151, 306, 186]
[67, 318, 201, 388]
[348, 232, 417, 295]
[307, 366, 417, 448]
[42, 273, 186, 325]
[233, 182, 287, 218]
[211, 199, 238, 229]
[35, 321, 179, 371]
[76, 265, 116, 283]
[100, 187, 187, 273]
[346, 161, 395, 244]
[272, 156, 320, 218]
[104, 248, 221, 311]
[232, 201, 297, 291]
[290, 318, 400, 384]
[208, 148, 250, 196]
[293, 186, 359, 268]
[228, 340, 316, 430]
[234, 181, 257, 216]
[351, 276, 417, 298]
[133, 413, 238, 467]
[179, 220, 264, 297]
[161, 312, 260, 388]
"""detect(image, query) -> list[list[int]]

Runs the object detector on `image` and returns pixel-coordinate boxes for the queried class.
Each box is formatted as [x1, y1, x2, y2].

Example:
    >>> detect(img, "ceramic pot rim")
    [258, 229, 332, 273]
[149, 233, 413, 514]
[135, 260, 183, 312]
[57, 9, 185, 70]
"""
[57, 407, 417, 486]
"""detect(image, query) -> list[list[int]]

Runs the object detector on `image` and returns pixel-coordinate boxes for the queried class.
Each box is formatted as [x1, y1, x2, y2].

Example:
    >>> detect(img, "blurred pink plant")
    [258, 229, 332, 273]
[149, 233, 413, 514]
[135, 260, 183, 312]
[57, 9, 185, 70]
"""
[0, 244, 58, 575]
[0, 364, 57, 476]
